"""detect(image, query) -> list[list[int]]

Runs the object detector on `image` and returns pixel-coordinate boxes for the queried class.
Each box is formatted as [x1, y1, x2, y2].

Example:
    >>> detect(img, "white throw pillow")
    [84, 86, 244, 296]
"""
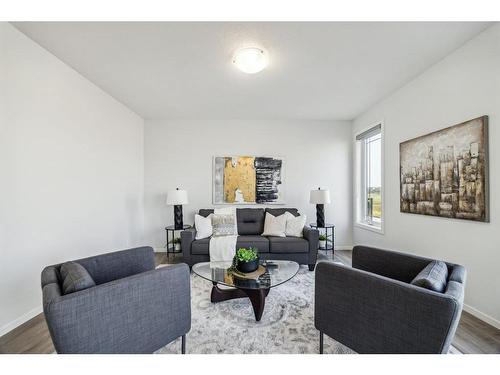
[262, 212, 287, 237]
[195, 214, 213, 239]
[285, 212, 307, 237]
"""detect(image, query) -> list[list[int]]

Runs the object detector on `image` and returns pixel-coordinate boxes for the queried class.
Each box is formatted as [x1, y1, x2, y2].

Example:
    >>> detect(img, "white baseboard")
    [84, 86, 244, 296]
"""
[0, 306, 42, 337]
[335, 245, 353, 250]
[463, 304, 500, 330]
[154, 247, 167, 253]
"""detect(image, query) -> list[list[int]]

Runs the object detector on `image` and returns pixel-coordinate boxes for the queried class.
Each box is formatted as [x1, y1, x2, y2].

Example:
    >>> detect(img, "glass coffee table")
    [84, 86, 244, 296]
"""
[192, 260, 299, 321]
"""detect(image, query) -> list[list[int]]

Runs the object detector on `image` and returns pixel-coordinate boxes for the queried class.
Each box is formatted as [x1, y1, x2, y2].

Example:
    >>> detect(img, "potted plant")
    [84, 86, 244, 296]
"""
[318, 234, 331, 249]
[170, 237, 181, 251]
[234, 247, 259, 273]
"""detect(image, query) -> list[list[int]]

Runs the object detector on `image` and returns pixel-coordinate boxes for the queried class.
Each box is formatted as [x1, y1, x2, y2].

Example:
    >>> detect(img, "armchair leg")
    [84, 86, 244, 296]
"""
[181, 335, 186, 354]
[319, 331, 323, 354]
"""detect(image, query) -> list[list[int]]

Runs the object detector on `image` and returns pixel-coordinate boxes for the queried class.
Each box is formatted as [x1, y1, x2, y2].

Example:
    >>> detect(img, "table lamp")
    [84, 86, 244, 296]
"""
[166, 188, 188, 230]
[310, 188, 331, 227]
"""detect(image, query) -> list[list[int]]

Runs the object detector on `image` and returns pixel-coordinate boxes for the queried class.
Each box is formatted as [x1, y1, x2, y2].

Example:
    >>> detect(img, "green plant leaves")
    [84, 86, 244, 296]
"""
[236, 247, 258, 262]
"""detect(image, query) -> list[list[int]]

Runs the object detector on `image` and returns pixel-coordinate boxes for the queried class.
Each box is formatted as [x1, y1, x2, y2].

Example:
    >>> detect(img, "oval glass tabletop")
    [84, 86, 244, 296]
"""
[192, 260, 299, 290]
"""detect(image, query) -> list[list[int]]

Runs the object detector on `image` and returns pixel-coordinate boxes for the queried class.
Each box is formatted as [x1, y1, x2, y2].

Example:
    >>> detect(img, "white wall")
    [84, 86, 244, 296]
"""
[352, 24, 500, 327]
[0, 23, 145, 335]
[144, 119, 352, 250]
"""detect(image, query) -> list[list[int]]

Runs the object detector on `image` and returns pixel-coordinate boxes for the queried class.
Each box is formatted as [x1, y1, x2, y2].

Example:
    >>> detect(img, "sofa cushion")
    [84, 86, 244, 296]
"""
[266, 208, 299, 217]
[237, 235, 269, 253]
[59, 261, 96, 295]
[268, 236, 309, 253]
[237, 208, 265, 235]
[191, 238, 210, 255]
[411, 260, 449, 293]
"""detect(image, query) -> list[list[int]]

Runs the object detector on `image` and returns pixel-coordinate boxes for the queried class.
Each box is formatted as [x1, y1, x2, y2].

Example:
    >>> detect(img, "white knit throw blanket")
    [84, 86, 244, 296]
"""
[209, 207, 238, 262]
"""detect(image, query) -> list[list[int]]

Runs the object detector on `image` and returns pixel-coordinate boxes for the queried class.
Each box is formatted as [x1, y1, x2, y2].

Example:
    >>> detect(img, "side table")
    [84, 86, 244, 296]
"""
[165, 224, 191, 259]
[309, 223, 335, 257]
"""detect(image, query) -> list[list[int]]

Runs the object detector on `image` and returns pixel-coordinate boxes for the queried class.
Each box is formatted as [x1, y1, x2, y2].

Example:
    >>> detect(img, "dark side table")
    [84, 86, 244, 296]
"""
[165, 224, 191, 259]
[309, 223, 335, 257]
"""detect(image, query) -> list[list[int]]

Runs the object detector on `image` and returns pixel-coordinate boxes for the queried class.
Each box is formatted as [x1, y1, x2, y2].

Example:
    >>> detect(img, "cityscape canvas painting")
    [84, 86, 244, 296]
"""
[213, 156, 285, 204]
[400, 116, 489, 222]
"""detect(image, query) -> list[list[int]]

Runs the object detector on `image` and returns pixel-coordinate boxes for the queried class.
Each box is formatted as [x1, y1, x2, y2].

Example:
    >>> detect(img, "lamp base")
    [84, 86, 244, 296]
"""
[174, 205, 184, 230]
[316, 204, 325, 227]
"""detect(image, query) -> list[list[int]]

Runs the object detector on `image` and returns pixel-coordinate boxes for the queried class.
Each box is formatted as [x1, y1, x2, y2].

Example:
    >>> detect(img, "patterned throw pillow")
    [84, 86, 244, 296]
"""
[212, 214, 237, 236]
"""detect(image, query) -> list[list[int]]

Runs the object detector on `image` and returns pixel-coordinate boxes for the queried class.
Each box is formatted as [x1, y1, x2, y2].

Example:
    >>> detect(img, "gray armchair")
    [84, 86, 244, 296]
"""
[41, 246, 191, 354]
[315, 246, 466, 354]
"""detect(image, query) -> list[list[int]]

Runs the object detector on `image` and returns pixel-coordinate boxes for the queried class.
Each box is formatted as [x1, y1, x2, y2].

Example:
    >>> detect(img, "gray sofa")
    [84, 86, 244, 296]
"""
[315, 245, 466, 354]
[41, 246, 191, 354]
[181, 208, 319, 270]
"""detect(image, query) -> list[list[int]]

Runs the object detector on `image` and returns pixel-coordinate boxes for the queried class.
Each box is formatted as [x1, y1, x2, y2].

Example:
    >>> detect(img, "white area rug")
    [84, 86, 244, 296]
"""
[157, 266, 354, 354]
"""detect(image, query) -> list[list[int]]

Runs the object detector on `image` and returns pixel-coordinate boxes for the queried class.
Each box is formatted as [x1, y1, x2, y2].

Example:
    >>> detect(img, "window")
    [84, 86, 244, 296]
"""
[355, 123, 383, 232]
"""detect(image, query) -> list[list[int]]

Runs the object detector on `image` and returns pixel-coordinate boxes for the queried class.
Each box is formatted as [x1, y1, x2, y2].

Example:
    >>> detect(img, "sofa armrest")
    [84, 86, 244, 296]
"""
[181, 228, 196, 265]
[438, 265, 466, 351]
[314, 261, 461, 354]
[303, 227, 319, 265]
[41, 264, 60, 288]
[352, 245, 436, 283]
[43, 263, 191, 354]
[303, 226, 318, 241]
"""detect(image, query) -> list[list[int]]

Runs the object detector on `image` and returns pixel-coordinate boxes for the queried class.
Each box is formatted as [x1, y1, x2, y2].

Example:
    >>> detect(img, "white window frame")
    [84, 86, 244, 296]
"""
[354, 121, 385, 234]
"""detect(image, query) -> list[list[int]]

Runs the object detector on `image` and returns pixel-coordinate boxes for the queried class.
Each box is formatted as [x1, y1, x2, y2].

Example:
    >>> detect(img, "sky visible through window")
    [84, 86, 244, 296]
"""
[367, 134, 381, 188]
[367, 134, 381, 219]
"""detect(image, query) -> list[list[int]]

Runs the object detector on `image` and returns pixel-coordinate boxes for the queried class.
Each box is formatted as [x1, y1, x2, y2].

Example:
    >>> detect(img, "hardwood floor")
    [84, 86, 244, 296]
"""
[0, 313, 53, 354]
[1, 250, 499, 354]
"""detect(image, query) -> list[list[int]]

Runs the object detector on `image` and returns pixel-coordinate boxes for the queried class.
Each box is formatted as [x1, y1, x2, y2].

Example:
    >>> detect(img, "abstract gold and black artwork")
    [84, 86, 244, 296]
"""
[400, 116, 489, 222]
[213, 156, 285, 204]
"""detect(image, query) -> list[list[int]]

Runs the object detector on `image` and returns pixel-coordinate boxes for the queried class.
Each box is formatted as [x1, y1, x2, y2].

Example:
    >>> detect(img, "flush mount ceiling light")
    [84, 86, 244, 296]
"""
[232, 47, 268, 74]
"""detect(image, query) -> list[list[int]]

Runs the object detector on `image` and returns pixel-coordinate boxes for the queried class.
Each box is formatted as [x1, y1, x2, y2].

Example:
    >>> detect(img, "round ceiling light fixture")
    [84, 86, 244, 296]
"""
[232, 47, 268, 74]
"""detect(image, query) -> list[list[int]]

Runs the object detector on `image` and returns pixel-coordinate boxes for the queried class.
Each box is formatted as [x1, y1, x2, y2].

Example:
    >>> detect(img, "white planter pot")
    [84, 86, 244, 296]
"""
[319, 240, 326, 248]
[174, 243, 181, 251]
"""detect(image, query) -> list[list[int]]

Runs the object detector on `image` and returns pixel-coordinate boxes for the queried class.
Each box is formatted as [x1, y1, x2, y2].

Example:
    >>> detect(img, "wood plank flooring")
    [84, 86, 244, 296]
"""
[1, 250, 499, 354]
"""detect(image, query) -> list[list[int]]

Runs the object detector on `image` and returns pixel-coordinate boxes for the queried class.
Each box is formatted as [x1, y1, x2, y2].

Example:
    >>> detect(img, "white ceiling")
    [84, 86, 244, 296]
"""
[13, 22, 492, 121]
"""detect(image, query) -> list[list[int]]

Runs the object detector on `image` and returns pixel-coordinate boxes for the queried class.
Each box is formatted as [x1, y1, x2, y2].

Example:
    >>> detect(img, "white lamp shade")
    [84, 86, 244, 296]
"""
[310, 189, 331, 204]
[166, 189, 188, 205]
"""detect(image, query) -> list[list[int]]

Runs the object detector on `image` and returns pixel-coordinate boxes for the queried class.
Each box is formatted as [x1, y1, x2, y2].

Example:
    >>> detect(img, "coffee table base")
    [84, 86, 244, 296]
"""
[210, 282, 270, 321]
